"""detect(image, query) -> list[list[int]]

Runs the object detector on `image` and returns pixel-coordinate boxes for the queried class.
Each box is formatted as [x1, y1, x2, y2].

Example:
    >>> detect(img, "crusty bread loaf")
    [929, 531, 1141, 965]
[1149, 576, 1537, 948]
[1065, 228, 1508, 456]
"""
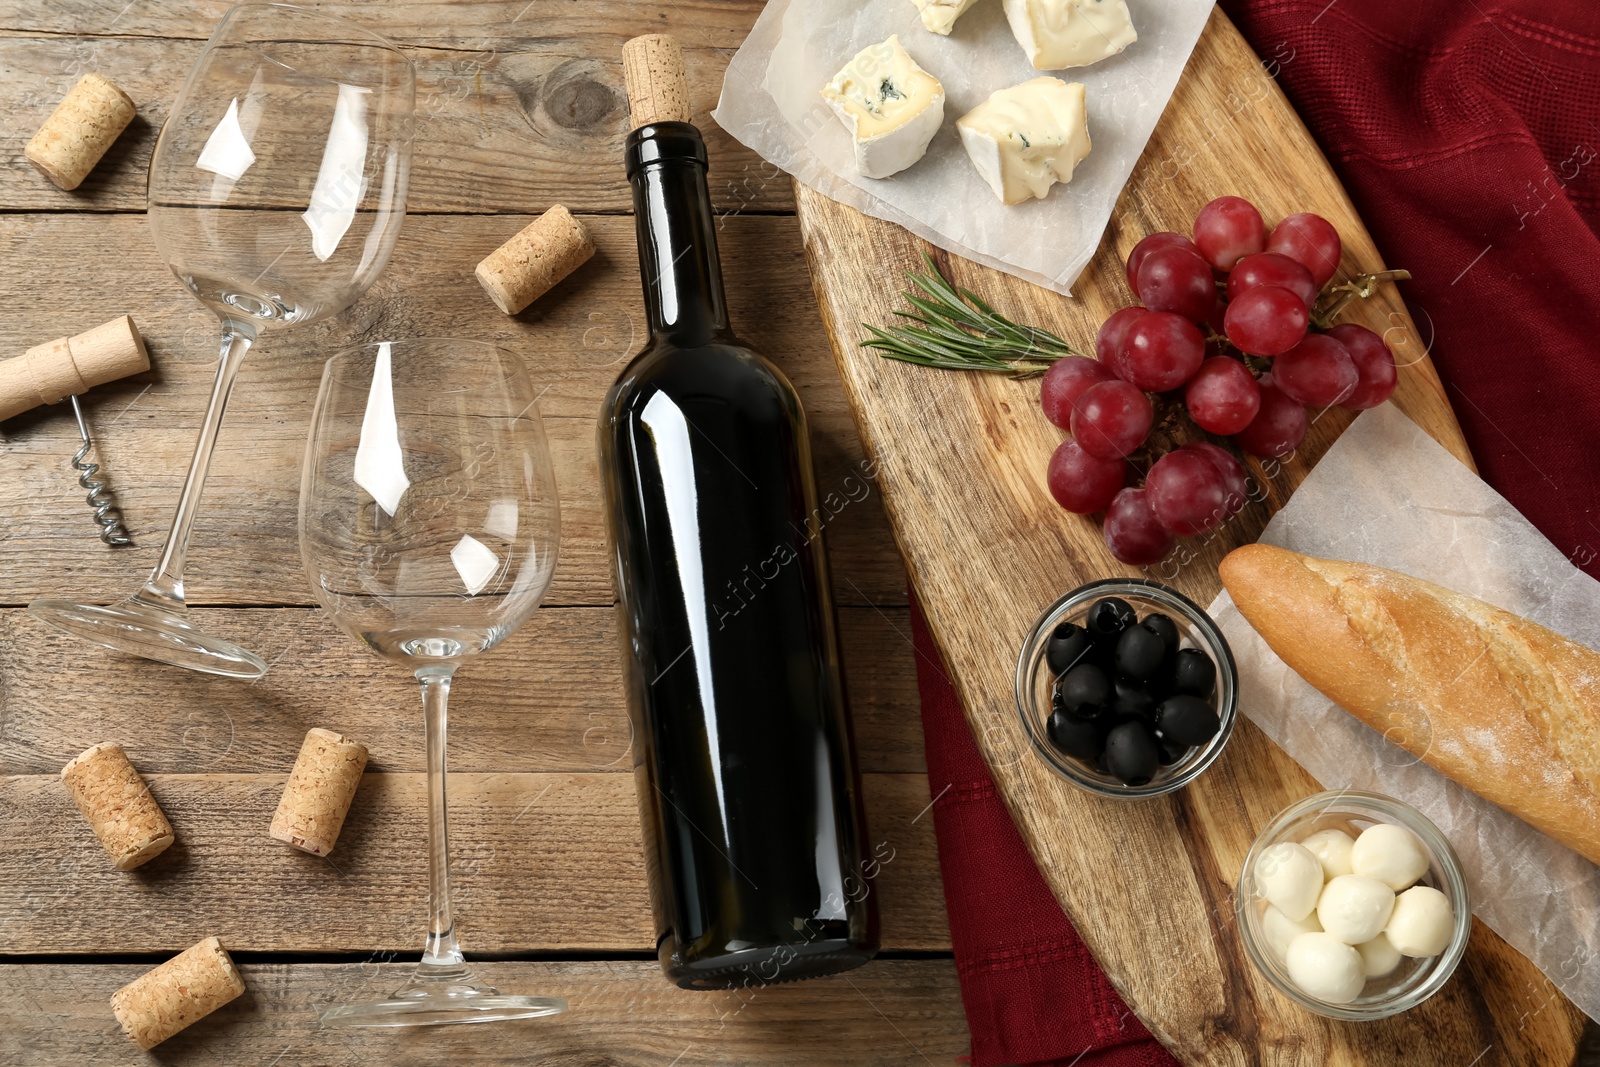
[1219, 543, 1600, 866]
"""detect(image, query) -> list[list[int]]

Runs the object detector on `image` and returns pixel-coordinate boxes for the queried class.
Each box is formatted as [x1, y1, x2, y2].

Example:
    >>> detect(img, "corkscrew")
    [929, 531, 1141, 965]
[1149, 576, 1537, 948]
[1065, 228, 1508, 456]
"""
[67, 394, 132, 545]
[0, 315, 149, 547]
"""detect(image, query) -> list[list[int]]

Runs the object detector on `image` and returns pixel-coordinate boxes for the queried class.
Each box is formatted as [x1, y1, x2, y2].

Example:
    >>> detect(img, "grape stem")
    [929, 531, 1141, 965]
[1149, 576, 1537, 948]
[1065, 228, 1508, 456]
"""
[1311, 269, 1411, 330]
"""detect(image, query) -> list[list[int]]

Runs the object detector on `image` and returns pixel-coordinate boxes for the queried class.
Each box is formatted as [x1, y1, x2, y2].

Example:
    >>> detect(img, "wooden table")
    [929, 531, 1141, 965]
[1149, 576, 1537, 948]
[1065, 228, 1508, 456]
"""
[0, 3, 968, 1063]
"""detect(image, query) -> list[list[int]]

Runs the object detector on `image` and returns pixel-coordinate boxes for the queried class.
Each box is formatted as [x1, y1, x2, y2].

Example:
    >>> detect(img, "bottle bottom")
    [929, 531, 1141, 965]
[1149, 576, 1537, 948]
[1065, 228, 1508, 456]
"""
[661, 936, 877, 990]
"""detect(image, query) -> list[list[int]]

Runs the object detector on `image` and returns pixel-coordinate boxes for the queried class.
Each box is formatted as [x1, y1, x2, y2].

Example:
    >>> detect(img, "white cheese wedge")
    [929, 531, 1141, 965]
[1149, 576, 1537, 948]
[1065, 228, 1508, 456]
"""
[910, 0, 980, 35]
[957, 77, 1091, 204]
[1002, 0, 1137, 70]
[820, 35, 945, 179]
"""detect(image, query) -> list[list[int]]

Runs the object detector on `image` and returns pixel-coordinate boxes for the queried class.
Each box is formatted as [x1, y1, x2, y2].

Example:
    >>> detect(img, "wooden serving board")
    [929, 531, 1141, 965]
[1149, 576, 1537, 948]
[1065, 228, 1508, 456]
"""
[796, 7, 1585, 1065]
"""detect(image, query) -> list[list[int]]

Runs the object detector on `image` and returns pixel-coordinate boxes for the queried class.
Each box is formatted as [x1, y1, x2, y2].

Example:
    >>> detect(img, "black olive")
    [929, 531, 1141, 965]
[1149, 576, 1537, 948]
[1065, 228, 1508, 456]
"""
[1141, 613, 1180, 658]
[1046, 622, 1095, 676]
[1056, 663, 1110, 715]
[1104, 721, 1160, 785]
[1085, 597, 1137, 641]
[1115, 623, 1166, 681]
[1155, 694, 1221, 746]
[1172, 647, 1216, 698]
[1111, 677, 1157, 721]
[1047, 709, 1101, 760]
[1157, 738, 1190, 766]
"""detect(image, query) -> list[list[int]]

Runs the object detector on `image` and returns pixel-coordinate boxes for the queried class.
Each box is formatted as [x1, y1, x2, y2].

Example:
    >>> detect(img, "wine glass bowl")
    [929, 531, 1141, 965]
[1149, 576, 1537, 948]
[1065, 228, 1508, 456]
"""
[302, 339, 564, 1027]
[301, 340, 560, 667]
[147, 3, 413, 329]
[29, 2, 414, 679]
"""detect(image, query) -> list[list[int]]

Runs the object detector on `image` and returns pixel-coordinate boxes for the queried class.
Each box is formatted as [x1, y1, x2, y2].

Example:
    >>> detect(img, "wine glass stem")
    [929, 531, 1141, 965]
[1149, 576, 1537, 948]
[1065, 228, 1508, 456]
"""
[418, 666, 466, 976]
[139, 327, 255, 609]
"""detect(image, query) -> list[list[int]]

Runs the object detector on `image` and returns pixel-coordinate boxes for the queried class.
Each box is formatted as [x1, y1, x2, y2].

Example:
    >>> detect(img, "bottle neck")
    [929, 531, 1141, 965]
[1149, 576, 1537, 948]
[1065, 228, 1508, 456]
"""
[626, 123, 733, 347]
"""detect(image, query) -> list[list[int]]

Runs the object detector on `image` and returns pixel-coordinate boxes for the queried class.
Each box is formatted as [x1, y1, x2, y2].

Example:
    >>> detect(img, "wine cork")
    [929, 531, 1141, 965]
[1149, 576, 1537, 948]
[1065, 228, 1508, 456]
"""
[623, 34, 690, 128]
[475, 205, 596, 316]
[268, 728, 369, 856]
[60, 742, 174, 871]
[0, 315, 149, 422]
[26, 72, 137, 191]
[111, 936, 246, 1050]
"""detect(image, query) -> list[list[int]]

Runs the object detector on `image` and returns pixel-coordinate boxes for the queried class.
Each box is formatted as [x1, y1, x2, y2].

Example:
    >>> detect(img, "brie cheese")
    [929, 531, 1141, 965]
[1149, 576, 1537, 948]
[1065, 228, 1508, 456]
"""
[821, 35, 945, 179]
[1002, 0, 1137, 70]
[957, 77, 1091, 205]
[910, 0, 980, 35]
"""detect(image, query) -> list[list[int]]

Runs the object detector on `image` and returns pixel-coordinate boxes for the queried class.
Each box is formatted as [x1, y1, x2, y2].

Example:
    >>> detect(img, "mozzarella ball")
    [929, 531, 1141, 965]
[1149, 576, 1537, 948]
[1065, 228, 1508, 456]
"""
[1261, 903, 1323, 965]
[1317, 875, 1396, 944]
[1387, 885, 1454, 957]
[1256, 841, 1324, 921]
[1285, 932, 1366, 1004]
[1300, 828, 1355, 880]
[1351, 822, 1429, 891]
[1356, 933, 1403, 977]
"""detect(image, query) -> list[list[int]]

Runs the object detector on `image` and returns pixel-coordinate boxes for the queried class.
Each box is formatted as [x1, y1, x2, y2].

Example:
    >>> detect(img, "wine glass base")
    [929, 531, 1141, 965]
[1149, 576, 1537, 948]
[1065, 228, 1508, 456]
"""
[28, 597, 269, 680]
[320, 977, 567, 1028]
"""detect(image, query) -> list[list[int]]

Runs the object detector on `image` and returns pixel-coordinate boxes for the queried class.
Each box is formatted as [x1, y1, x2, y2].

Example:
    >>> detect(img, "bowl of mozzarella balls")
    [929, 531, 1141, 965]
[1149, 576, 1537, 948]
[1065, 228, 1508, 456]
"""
[1237, 790, 1471, 1019]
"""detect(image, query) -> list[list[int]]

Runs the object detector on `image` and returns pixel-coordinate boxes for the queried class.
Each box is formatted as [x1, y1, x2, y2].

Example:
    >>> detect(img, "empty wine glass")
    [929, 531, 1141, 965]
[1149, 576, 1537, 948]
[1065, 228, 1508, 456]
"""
[301, 339, 564, 1026]
[30, 2, 414, 678]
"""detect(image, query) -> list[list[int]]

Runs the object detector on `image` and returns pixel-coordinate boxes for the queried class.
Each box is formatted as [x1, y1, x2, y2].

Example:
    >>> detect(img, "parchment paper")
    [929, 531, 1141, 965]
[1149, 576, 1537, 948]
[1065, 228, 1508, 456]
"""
[712, 0, 1215, 294]
[1208, 403, 1600, 1022]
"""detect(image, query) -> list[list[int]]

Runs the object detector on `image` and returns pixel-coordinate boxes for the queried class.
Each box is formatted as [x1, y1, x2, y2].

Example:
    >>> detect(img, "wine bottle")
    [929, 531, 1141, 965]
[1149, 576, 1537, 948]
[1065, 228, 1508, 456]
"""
[597, 36, 879, 989]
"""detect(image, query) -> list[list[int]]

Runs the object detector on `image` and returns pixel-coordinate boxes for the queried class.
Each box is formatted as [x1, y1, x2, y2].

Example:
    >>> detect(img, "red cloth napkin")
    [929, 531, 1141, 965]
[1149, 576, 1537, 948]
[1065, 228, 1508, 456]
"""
[913, 3, 1600, 1063]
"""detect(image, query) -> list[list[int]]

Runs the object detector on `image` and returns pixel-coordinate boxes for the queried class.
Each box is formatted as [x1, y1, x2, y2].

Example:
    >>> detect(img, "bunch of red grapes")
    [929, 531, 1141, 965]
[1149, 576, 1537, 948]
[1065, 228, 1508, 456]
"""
[1042, 196, 1399, 566]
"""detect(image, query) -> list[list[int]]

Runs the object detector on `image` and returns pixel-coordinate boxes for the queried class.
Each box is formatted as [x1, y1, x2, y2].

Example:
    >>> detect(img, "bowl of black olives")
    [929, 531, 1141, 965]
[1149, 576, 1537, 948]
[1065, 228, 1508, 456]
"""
[1015, 579, 1238, 797]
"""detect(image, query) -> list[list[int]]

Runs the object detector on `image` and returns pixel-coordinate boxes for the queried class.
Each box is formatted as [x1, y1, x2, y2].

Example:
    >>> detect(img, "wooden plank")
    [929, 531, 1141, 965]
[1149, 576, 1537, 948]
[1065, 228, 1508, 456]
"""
[0, 959, 967, 1066]
[0, 772, 946, 953]
[794, 7, 1583, 1067]
[0, 5, 792, 213]
[0, 604, 924, 776]
[0, 212, 905, 608]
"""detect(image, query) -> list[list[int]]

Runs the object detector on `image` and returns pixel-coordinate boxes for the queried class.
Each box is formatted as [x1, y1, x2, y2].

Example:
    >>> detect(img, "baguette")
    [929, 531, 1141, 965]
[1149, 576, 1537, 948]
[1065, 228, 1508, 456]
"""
[1219, 543, 1600, 866]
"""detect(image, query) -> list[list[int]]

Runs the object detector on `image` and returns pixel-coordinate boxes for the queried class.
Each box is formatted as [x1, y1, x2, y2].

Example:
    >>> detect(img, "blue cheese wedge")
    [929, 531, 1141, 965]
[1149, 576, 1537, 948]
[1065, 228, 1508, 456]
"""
[1002, 0, 1137, 70]
[957, 77, 1091, 205]
[910, 0, 980, 35]
[821, 36, 945, 179]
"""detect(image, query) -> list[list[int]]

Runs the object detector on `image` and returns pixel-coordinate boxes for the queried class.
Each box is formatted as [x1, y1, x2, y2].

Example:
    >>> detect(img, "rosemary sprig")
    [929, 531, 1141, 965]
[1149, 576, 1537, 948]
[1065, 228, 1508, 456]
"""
[861, 253, 1077, 378]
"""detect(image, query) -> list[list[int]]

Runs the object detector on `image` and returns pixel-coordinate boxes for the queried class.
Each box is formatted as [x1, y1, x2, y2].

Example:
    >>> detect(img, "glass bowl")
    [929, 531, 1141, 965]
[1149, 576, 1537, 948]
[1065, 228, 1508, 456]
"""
[1014, 578, 1238, 799]
[1237, 789, 1472, 1020]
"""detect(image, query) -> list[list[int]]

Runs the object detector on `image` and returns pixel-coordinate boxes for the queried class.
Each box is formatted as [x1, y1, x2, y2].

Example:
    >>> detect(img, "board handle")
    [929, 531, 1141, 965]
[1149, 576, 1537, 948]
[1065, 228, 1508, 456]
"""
[623, 34, 691, 129]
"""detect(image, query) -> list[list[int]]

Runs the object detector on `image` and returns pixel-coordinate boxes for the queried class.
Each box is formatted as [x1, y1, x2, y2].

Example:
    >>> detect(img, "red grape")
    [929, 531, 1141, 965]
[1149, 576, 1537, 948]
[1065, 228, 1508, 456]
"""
[1326, 323, 1398, 409]
[1146, 449, 1228, 537]
[1204, 299, 1229, 342]
[1185, 441, 1249, 519]
[1233, 379, 1308, 458]
[1185, 357, 1261, 435]
[1103, 487, 1174, 566]
[1095, 306, 1148, 381]
[1046, 437, 1126, 514]
[1227, 252, 1318, 311]
[1126, 232, 1200, 294]
[1040, 355, 1116, 429]
[1123, 311, 1205, 392]
[1136, 246, 1217, 324]
[1224, 285, 1308, 356]
[1267, 212, 1342, 287]
[1273, 333, 1358, 407]
[1071, 380, 1153, 460]
[1193, 196, 1266, 271]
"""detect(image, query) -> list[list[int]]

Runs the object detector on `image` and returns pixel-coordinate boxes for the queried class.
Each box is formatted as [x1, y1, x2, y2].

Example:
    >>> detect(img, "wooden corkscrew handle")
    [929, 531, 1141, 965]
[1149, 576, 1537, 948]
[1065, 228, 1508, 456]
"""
[0, 315, 148, 423]
[623, 34, 691, 129]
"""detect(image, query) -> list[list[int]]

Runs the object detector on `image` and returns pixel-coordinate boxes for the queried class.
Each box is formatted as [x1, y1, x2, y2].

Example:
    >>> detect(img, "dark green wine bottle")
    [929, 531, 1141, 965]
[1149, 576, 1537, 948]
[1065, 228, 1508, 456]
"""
[597, 119, 880, 989]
